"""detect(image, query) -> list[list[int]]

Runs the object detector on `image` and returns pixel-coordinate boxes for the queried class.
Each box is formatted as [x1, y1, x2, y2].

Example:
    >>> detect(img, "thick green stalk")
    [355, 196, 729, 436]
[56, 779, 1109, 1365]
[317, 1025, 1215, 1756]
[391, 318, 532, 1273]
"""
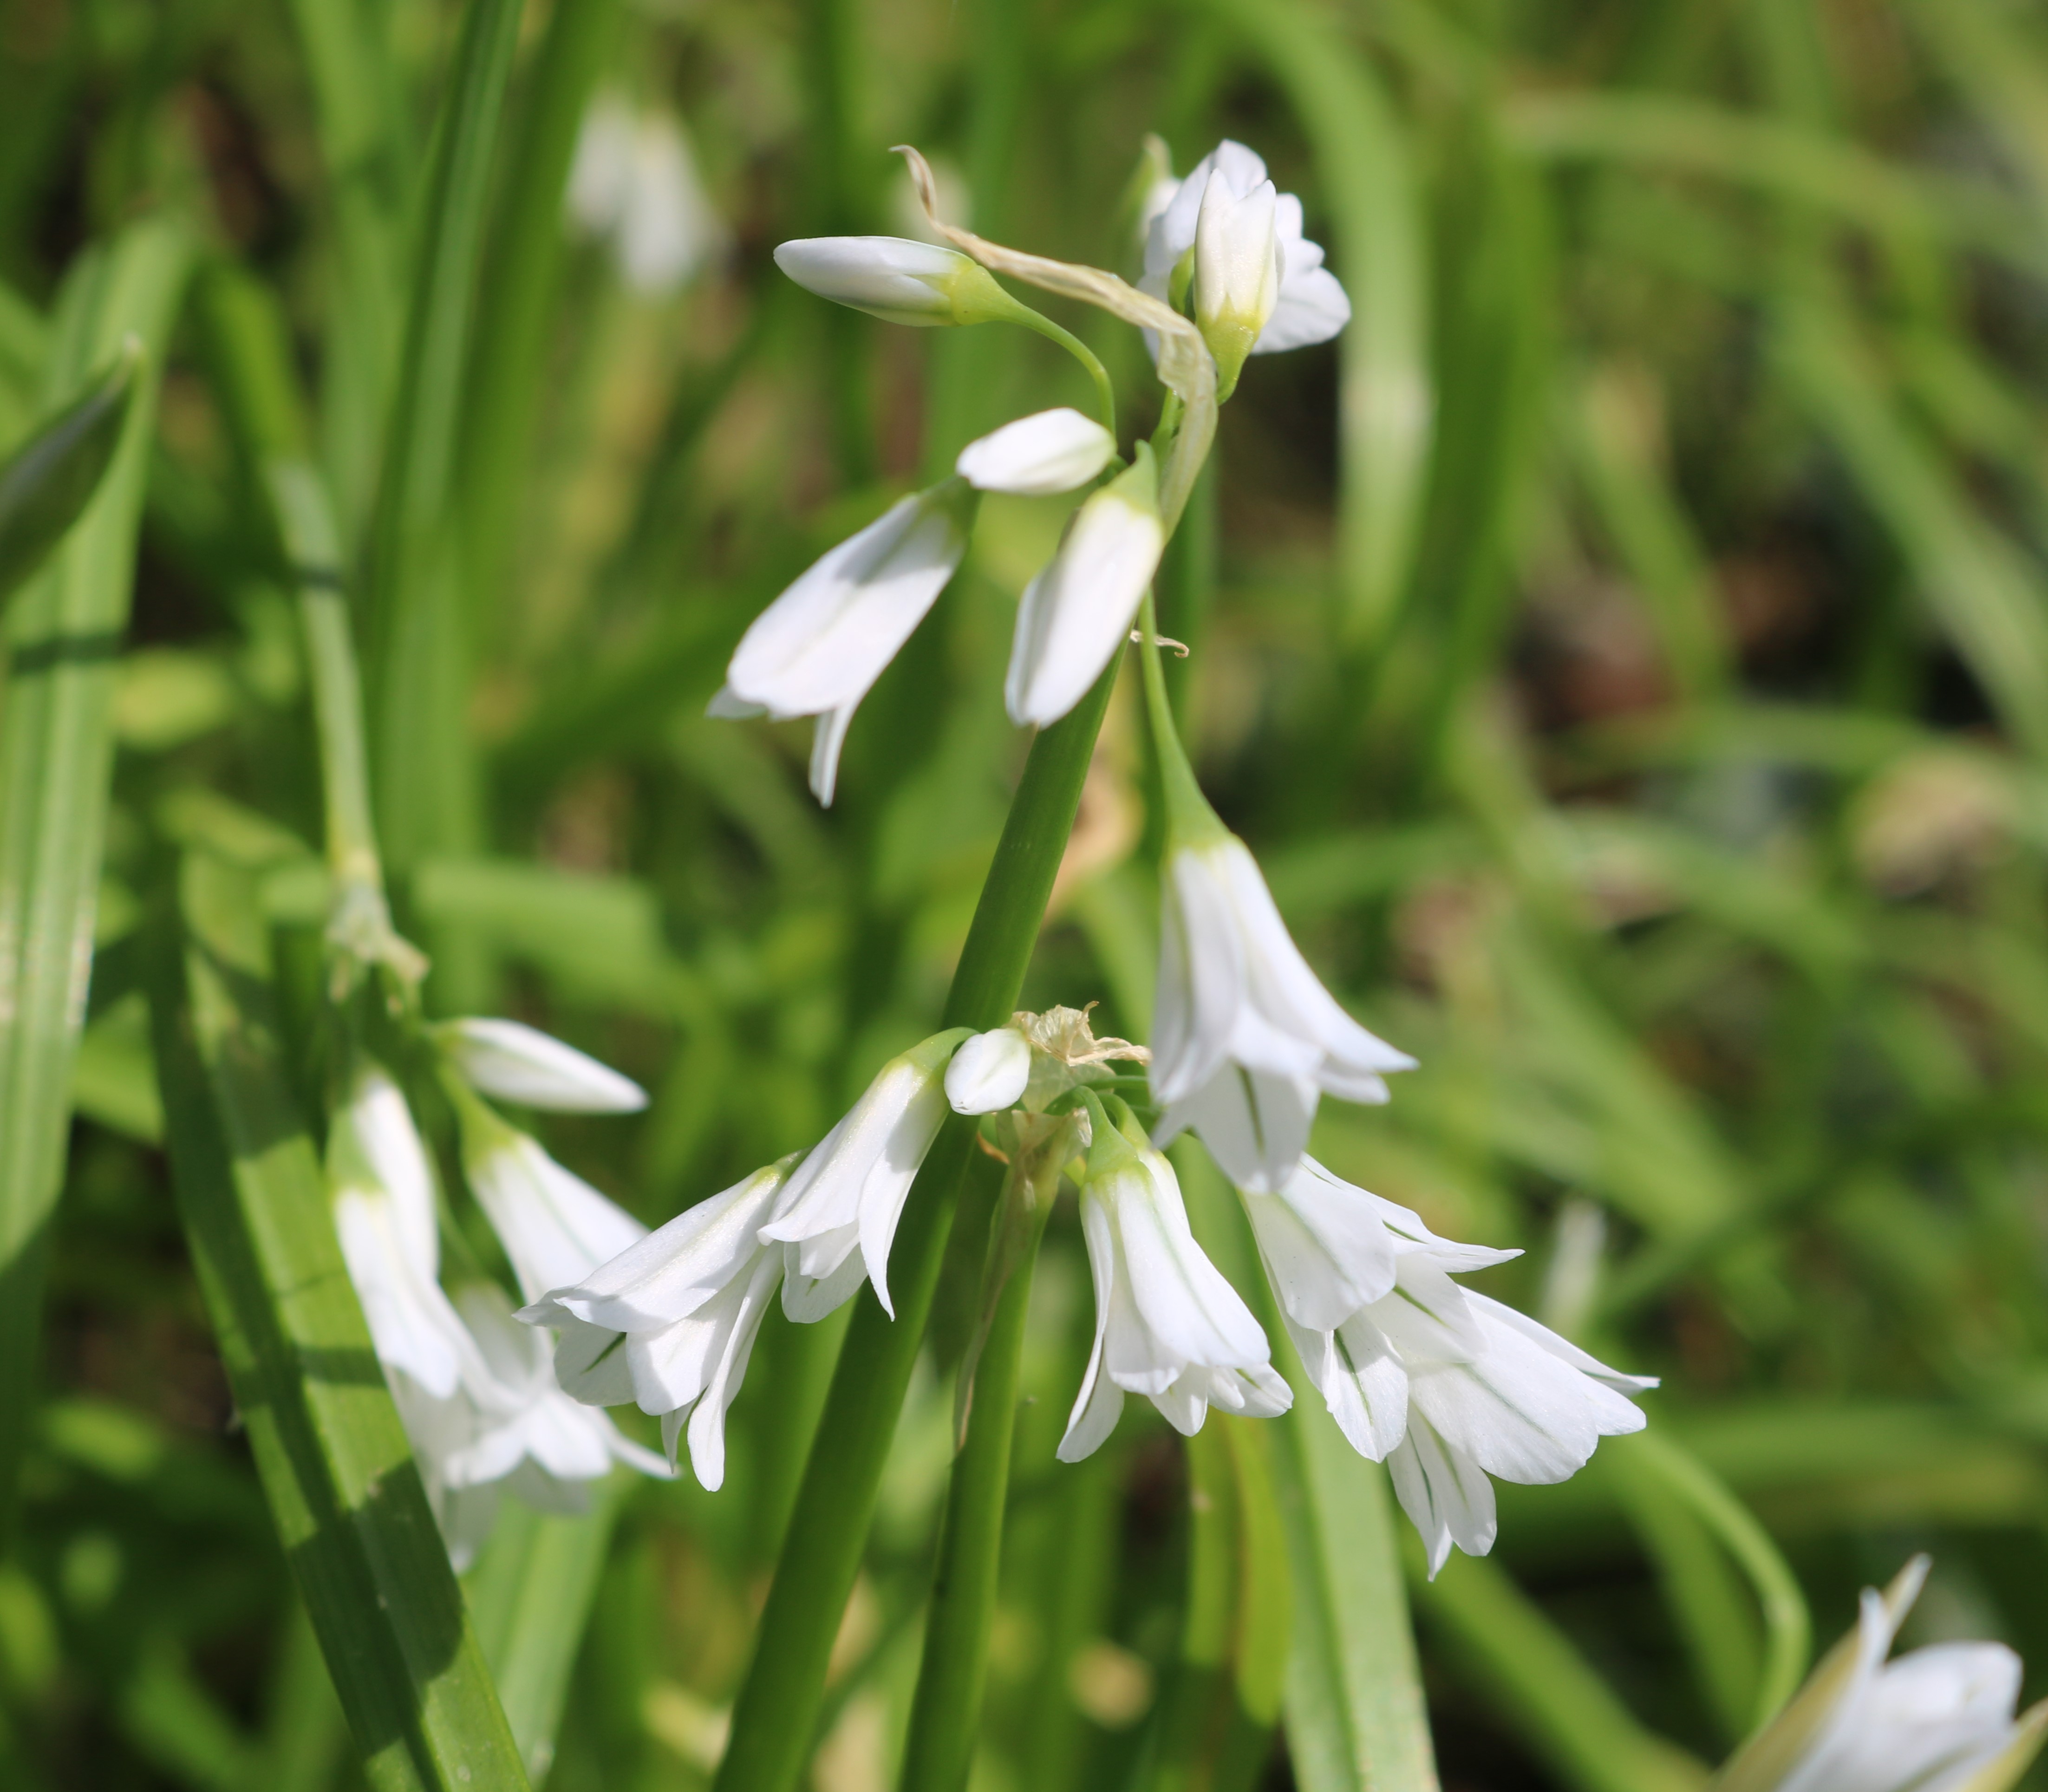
[0, 219, 188, 1550]
[458, 0, 622, 632]
[366, 0, 524, 882]
[150, 849, 529, 1792]
[896, 1191, 1051, 1792]
[712, 658, 1121, 1792]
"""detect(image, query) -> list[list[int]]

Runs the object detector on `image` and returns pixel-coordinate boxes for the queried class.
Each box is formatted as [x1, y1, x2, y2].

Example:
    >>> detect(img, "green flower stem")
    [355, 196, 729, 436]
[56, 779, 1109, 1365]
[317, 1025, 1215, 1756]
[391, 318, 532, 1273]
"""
[897, 1179, 1054, 1792]
[1001, 299, 1117, 440]
[1136, 584, 1220, 842]
[196, 266, 416, 991]
[713, 657, 1120, 1792]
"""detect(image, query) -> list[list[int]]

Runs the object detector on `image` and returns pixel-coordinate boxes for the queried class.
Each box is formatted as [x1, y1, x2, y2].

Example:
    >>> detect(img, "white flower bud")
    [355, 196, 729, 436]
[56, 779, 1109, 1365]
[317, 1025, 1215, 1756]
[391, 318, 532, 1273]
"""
[439, 1017, 647, 1113]
[774, 236, 1017, 327]
[945, 1027, 1032, 1114]
[1004, 444, 1164, 728]
[955, 409, 1116, 496]
[1194, 172, 1280, 399]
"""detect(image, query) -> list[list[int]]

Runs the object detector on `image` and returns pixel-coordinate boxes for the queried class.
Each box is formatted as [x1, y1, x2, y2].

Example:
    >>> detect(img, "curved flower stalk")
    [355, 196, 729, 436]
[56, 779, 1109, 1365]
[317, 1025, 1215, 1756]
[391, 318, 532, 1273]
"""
[1714, 1557, 2048, 1792]
[1058, 1092, 1290, 1462]
[1151, 827, 1416, 1192]
[521, 1159, 795, 1490]
[1005, 444, 1165, 726]
[1140, 140, 1351, 379]
[759, 1028, 977, 1317]
[1239, 1155, 1654, 1576]
[711, 482, 978, 806]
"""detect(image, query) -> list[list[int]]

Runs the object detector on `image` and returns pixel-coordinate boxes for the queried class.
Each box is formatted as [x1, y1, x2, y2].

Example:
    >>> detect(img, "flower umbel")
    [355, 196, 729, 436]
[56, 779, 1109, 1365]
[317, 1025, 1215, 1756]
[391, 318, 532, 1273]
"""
[1152, 831, 1415, 1192]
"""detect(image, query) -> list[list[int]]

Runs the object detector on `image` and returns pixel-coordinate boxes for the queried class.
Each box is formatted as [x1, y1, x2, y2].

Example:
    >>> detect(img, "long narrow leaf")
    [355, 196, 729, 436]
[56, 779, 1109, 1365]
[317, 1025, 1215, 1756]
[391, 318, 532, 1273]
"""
[0, 217, 188, 1546]
[149, 844, 530, 1792]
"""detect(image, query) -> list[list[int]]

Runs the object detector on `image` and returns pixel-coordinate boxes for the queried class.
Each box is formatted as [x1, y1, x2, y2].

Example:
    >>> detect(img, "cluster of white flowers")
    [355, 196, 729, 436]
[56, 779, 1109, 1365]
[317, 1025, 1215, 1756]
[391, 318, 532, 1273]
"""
[326, 1022, 672, 1566]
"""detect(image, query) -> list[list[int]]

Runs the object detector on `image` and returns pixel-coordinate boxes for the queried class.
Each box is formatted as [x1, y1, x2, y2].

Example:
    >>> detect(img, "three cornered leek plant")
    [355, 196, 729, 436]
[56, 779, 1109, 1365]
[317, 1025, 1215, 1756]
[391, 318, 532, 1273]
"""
[65, 76, 2046, 1792]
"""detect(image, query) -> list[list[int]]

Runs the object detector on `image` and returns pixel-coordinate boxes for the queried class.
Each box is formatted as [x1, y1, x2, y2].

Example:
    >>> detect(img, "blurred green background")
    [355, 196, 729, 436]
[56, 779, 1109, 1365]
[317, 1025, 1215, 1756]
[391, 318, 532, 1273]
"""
[7, 0, 2048, 1786]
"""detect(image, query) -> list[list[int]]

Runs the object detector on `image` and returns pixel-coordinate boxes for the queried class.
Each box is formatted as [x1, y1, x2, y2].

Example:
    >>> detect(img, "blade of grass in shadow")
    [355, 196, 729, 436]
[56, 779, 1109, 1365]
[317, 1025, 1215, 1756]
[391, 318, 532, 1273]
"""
[457, 0, 621, 634]
[1410, 1552, 1709, 1792]
[365, 0, 524, 934]
[279, 0, 411, 537]
[1189, 0, 1431, 649]
[0, 217, 188, 1550]
[149, 844, 530, 1792]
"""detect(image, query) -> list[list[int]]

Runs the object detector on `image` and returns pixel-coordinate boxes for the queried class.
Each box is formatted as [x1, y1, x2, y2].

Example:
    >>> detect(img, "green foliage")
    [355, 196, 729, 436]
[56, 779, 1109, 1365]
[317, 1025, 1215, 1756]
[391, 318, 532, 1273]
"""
[9, 0, 2048, 1787]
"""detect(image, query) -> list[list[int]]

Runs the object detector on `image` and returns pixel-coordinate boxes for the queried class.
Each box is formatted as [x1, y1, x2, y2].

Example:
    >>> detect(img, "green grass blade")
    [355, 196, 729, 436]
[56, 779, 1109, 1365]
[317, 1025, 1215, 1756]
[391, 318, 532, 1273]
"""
[1190, 0, 1431, 647]
[148, 846, 530, 1792]
[464, 1482, 626, 1784]
[365, 0, 525, 884]
[0, 217, 188, 1549]
[0, 337, 138, 603]
[458, 0, 621, 633]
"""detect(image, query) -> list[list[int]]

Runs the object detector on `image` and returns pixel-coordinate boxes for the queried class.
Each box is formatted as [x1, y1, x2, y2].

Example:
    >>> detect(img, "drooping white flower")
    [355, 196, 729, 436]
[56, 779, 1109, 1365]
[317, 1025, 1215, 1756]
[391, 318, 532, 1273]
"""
[712, 482, 977, 805]
[1717, 1556, 2047, 1792]
[328, 1067, 494, 1402]
[520, 1159, 794, 1491]
[1151, 832, 1415, 1192]
[955, 409, 1117, 496]
[1233, 1156, 1652, 1575]
[437, 1017, 647, 1113]
[774, 236, 1017, 327]
[567, 91, 725, 295]
[945, 1026, 1033, 1114]
[1004, 443, 1164, 728]
[758, 1029, 972, 1318]
[1058, 1097, 1290, 1462]
[396, 1286, 671, 1565]
[1140, 141, 1351, 366]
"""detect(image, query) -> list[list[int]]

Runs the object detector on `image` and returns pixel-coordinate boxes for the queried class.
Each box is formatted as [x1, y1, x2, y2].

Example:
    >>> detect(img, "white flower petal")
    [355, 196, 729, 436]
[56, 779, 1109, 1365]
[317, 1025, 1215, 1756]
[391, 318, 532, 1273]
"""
[774, 235, 977, 325]
[956, 409, 1116, 495]
[470, 1134, 646, 1304]
[1387, 1413, 1497, 1578]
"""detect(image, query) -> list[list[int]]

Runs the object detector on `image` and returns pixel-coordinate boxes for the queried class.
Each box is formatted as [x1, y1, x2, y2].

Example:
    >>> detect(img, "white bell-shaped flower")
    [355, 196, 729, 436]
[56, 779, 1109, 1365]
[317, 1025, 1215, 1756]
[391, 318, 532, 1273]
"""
[713, 482, 976, 805]
[1140, 141, 1351, 364]
[757, 1029, 971, 1318]
[522, 1160, 795, 1491]
[1004, 443, 1164, 728]
[327, 1068, 495, 1403]
[1719, 1556, 2046, 1792]
[1058, 1097, 1290, 1462]
[955, 408, 1117, 495]
[1151, 831, 1415, 1192]
[437, 1016, 647, 1113]
[774, 235, 1017, 327]
[945, 1026, 1032, 1114]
